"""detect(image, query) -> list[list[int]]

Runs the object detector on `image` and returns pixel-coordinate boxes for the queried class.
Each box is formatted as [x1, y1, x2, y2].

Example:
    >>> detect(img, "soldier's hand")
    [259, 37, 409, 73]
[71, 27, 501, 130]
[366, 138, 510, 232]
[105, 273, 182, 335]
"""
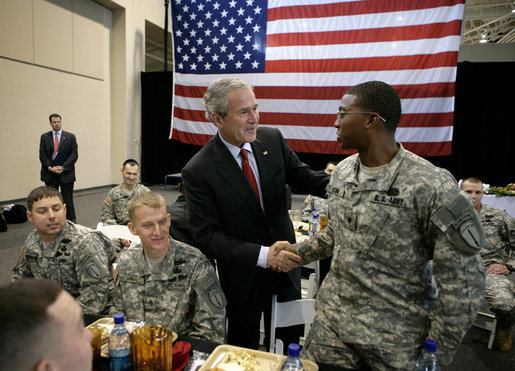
[486, 263, 510, 275]
[271, 240, 296, 256]
[120, 239, 131, 247]
[267, 244, 303, 272]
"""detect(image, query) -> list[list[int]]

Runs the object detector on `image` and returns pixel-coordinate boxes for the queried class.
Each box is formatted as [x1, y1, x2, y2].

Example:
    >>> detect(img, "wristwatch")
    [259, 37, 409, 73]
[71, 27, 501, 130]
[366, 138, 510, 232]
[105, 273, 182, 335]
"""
[506, 264, 515, 274]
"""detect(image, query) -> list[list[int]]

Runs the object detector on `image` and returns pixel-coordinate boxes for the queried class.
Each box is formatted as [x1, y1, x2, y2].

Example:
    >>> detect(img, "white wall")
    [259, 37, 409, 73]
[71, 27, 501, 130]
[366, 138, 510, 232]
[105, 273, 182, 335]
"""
[0, 0, 168, 202]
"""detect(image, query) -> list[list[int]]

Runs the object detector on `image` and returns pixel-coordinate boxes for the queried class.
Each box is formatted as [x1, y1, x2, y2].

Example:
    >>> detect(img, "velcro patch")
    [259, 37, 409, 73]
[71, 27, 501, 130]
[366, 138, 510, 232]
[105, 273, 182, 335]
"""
[104, 197, 111, 206]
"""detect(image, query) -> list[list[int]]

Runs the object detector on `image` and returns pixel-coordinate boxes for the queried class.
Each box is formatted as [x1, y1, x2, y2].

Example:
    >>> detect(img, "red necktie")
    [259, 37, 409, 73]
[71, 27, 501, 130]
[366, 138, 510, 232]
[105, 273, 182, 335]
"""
[240, 148, 260, 201]
[53, 132, 59, 156]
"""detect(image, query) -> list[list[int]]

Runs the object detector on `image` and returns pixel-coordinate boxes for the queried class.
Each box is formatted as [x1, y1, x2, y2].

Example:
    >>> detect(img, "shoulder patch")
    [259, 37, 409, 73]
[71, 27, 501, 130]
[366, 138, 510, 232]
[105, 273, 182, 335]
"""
[104, 197, 112, 206]
[17, 245, 25, 264]
[195, 273, 226, 313]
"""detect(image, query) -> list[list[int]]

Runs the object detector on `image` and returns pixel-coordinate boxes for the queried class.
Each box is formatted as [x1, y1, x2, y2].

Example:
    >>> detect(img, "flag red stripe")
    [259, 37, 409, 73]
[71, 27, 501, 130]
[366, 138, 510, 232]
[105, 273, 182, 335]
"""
[174, 106, 454, 129]
[265, 52, 459, 73]
[267, 21, 462, 47]
[172, 129, 213, 147]
[176, 82, 455, 100]
[267, 0, 464, 21]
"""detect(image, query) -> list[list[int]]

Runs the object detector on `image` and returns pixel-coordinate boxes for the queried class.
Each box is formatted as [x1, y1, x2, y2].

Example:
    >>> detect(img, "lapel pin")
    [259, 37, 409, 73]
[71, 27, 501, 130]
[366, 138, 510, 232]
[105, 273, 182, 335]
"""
[263, 151, 268, 155]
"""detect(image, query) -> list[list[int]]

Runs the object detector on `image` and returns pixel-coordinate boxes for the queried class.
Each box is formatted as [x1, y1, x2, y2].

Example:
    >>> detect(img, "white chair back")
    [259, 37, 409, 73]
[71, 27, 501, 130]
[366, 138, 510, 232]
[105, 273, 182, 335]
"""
[269, 294, 316, 354]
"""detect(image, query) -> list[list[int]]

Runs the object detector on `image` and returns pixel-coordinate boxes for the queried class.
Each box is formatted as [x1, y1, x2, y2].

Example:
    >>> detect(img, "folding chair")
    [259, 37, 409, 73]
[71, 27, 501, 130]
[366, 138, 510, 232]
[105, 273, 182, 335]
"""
[269, 294, 316, 354]
[303, 260, 320, 299]
[473, 301, 497, 349]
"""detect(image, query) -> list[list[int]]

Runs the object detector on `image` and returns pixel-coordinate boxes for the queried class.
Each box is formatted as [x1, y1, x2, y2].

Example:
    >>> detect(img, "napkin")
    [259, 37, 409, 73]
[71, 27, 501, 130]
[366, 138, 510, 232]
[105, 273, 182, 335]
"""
[172, 341, 192, 371]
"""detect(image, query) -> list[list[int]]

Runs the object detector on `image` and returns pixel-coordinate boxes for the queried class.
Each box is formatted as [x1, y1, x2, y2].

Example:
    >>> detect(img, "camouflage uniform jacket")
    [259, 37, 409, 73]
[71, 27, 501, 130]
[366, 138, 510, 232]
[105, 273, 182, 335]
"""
[113, 239, 226, 342]
[478, 203, 515, 268]
[101, 183, 150, 225]
[301, 195, 328, 221]
[12, 221, 115, 315]
[296, 144, 485, 364]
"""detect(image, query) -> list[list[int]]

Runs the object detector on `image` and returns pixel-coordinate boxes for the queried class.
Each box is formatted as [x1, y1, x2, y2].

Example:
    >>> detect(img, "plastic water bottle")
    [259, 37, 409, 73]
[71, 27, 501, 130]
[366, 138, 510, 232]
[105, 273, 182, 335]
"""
[414, 338, 441, 371]
[280, 343, 305, 370]
[308, 208, 319, 237]
[109, 313, 131, 371]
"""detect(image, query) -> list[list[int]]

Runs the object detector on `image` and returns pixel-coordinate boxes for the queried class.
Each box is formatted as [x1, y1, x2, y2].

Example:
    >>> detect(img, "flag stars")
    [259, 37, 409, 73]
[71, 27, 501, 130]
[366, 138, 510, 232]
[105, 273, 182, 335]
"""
[235, 60, 243, 69]
[227, 52, 235, 60]
[213, 2, 220, 10]
[197, 37, 204, 45]
[212, 36, 219, 44]
[252, 42, 260, 50]
[229, 0, 237, 8]
[205, 11, 212, 19]
[182, 5, 189, 12]
[190, 63, 197, 70]
[190, 30, 197, 37]
[220, 44, 228, 52]
[221, 10, 228, 17]
[176, 29, 183, 37]
[204, 29, 212, 36]
[244, 34, 252, 42]
[254, 6, 262, 14]
[204, 45, 212, 53]
[252, 60, 259, 69]
[236, 25, 244, 34]
[212, 19, 220, 27]
[228, 35, 235, 43]
[178, 62, 183, 69]
[183, 39, 190, 46]
[246, 0, 254, 6]
[219, 62, 227, 69]
[176, 46, 182, 53]
[197, 54, 204, 62]
[183, 21, 189, 29]
[190, 12, 197, 21]
[252, 24, 261, 33]
[182, 54, 190, 62]
[220, 27, 228, 35]
[212, 53, 219, 61]
[228, 17, 236, 26]
[204, 62, 212, 70]
[196, 20, 204, 28]
[236, 43, 243, 51]
[245, 16, 253, 24]
[190, 46, 197, 54]
[237, 8, 245, 16]
[243, 51, 251, 60]
[197, 3, 204, 11]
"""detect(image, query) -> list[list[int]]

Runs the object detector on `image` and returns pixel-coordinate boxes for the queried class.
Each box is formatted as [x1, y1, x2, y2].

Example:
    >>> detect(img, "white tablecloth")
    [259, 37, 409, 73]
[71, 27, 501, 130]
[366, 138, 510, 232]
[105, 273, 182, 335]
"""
[482, 195, 515, 217]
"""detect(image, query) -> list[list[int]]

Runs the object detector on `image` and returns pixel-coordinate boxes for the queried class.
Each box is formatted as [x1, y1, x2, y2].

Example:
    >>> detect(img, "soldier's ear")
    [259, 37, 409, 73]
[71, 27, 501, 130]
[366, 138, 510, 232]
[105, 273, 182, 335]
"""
[128, 222, 136, 235]
[27, 210, 33, 223]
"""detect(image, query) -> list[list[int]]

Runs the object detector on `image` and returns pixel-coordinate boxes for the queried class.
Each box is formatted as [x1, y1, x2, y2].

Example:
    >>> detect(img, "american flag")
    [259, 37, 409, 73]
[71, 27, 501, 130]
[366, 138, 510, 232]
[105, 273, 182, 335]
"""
[171, 0, 465, 156]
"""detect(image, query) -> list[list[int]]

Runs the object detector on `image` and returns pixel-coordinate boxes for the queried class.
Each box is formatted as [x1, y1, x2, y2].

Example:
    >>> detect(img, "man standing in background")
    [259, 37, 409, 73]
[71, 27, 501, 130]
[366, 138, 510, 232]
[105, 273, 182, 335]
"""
[39, 113, 78, 222]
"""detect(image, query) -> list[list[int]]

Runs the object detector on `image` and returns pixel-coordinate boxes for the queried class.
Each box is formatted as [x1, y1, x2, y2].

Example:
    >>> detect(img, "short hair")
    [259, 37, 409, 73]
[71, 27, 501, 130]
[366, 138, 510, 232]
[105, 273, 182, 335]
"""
[27, 186, 63, 211]
[461, 177, 483, 189]
[203, 78, 253, 121]
[0, 279, 63, 370]
[129, 192, 166, 221]
[49, 113, 61, 122]
[346, 81, 401, 131]
[122, 158, 140, 169]
[326, 162, 337, 167]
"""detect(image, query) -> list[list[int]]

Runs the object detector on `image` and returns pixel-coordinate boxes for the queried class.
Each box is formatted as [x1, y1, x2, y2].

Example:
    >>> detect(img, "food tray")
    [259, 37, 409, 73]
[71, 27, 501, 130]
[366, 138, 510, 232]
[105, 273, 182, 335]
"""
[199, 344, 318, 370]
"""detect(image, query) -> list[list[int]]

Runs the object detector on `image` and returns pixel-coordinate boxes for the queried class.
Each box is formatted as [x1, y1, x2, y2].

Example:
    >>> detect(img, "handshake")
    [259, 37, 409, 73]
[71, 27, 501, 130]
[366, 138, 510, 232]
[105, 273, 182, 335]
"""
[267, 241, 303, 273]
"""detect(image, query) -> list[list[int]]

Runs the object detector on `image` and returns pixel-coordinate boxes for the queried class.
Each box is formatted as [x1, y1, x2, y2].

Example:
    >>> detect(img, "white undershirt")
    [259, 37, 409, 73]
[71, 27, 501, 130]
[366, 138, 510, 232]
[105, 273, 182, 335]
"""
[358, 160, 388, 183]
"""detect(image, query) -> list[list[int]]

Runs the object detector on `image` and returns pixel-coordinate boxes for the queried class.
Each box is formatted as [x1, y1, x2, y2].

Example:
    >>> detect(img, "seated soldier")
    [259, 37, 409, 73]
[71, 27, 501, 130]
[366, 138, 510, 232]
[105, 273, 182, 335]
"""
[101, 159, 150, 249]
[0, 279, 94, 371]
[12, 186, 115, 315]
[461, 177, 515, 351]
[113, 192, 226, 342]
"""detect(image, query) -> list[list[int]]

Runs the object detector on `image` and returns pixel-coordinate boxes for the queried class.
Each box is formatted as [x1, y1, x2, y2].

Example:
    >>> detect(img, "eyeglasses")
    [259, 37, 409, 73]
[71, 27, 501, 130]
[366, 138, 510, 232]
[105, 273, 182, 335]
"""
[337, 110, 386, 123]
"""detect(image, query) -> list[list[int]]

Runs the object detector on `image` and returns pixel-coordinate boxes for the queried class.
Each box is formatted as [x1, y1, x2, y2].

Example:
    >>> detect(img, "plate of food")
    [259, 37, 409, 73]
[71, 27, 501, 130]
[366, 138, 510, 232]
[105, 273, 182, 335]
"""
[199, 344, 318, 371]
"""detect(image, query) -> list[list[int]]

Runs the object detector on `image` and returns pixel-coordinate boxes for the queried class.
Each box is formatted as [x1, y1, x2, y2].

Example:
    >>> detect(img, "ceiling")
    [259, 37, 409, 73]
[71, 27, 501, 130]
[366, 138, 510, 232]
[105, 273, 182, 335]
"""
[145, 1, 515, 72]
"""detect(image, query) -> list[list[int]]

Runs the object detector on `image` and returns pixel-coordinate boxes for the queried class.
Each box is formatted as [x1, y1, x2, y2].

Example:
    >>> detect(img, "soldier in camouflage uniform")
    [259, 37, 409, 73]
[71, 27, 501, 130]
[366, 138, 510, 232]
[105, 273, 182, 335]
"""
[113, 192, 226, 342]
[301, 162, 336, 221]
[461, 177, 515, 352]
[272, 81, 485, 369]
[101, 159, 149, 248]
[12, 186, 115, 315]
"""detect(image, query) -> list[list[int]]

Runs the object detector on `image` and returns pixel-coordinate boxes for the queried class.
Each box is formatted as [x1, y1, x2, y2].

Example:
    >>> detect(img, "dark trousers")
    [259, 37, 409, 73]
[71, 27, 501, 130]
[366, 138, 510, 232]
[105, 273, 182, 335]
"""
[225, 279, 302, 354]
[45, 176, 76, 222]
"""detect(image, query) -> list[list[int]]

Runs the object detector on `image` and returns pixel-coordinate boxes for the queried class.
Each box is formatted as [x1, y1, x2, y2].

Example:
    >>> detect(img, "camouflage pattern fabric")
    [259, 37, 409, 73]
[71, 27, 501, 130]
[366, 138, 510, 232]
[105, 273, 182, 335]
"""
[301, 195, 328, 222]
[478, 204, 515, 324]
[295, 144, 485, 368]
[101, 183, 150, 225]
[12, 221, 115, 315]
[113, 238, 226, 342]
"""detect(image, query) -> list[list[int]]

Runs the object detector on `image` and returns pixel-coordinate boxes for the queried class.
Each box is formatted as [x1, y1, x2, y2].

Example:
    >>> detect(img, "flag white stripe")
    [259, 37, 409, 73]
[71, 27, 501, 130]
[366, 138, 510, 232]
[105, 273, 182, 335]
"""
[174, 67, 458, 87]
[173, 118, 453, 143]
[267, 5, 465, 34]
[268, 0, 360, 8]
[266, 36, 461, 61]
[175, 96, 455, 115]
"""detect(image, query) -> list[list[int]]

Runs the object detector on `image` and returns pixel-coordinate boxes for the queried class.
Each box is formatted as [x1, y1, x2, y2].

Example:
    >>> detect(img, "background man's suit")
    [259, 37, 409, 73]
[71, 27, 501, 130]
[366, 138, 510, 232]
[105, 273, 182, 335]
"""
[182, 127, 329, 349]
[39, 130, 78, 222]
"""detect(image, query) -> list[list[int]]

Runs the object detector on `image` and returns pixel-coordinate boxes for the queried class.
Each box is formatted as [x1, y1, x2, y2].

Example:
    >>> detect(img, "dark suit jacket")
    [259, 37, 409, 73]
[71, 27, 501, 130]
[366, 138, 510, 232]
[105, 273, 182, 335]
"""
[182, 127, 329, 306]
[39, 130, 78, 184]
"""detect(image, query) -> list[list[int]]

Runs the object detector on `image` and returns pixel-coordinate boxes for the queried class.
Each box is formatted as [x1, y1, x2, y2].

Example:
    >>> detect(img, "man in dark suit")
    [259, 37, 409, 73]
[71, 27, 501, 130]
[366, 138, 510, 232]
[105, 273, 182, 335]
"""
[182, 78, 329, 350]
[39, 113, 78, 222]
